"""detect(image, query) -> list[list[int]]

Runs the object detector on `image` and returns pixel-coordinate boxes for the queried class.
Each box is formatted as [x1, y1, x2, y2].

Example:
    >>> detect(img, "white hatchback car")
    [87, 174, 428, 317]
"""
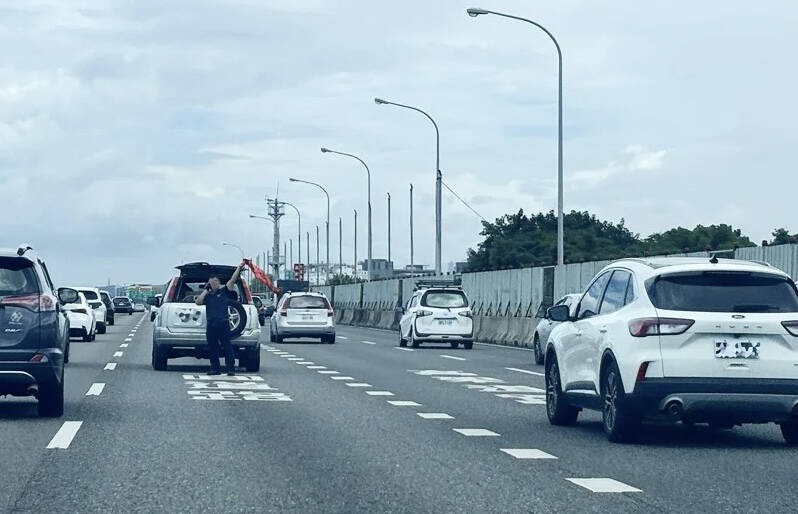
[270, 292, 335, 344]
[75, 287, 107, 334]
[399, 283, 473, 349]
[64, 291, 97, 342]
[544, 257, 798, 444]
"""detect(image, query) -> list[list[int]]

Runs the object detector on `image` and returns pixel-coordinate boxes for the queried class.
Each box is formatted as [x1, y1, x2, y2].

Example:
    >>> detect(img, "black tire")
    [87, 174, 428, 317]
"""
[151, 342, 167, 371]
[533, 334, 544, 365]
[82, 329, 91, 342]
[545, 352, 579, 426]
[244, 348, 260, 372]
[601, 360, 641, 443]
[108, 317, 114, 326]
[409, 329, 420, 348]
[399, 329, 407, 347]
[780, 419, 798, 445]
[38, 369, 64, 418]
[129, 312, 132, 316]
[97, 323, 106, 335]
[463, 341, 473, 350]
[323, 334, 335, 344]
[64, 341, 70, 364]
[450, 342, 459, 349]
[91, 330, 96, 342]
[226, 302, 248, 339]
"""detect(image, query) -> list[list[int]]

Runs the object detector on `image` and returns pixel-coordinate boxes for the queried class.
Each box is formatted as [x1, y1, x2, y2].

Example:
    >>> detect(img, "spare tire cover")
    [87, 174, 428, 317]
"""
[226, 301, 248, 339]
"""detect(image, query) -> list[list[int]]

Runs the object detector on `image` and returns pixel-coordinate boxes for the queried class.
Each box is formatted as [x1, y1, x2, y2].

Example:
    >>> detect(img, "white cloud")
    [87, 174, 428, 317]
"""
[570, 145, 668, 188]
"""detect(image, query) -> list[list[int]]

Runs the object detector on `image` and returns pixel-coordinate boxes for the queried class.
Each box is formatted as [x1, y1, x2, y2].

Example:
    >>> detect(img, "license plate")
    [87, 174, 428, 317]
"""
[301, 315, 314, 320]
[714, 339, 760, 359]
[437, 319, 454, 326]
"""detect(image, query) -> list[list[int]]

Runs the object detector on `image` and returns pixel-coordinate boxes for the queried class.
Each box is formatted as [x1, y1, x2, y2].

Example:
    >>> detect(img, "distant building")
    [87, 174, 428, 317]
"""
[362, 259, 394, 280]
[393, 264, 435, 279]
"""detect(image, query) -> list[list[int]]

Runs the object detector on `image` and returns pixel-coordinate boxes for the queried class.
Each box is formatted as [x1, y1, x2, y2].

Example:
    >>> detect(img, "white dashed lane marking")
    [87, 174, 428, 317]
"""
[85, 383, 105, 396]
[287, 357, 304, 361]
[361, 340, 377, 345]
[565, 478, 641, 493]
[440, 354, 466, 361]
[318, 371, 339, 375]
[124, 338, 132, 342]
[506, 367, 544, 377]
[296, 361, 314, 365]
[501, 449, 557, 460]
[346, 383, 372, 388]
[395, 348, 414, 352]
[453, 428, 500, 437]
[365, 391, 394, 396]
[417, 413, 453, 420]
[113, 351, 123, 357]
[387, 400, 421, 407]
[120, 344, 128, 348]
[104, 363, 117, 370]
[46, 421, 83, 449]
[307, 366, 326, 369]
[330, 376, 354, 380]
[338, 336, 348, 340]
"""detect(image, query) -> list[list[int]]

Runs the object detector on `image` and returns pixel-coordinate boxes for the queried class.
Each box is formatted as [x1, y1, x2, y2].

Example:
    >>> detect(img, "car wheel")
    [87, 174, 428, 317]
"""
[398, 328, 407, 347]
[226, 302, 248, 339]
[545, 352, 579, 426]
[151, 342, 167, 371]
[533, 334, 544, 365]
[601, 360, 641, 443]
[64, 340, 70, 364]
[38, 368, 64, 418]
[322, 334, 335, 344]
[780, 419, 798, 445]
[108, 317, 114, 326]
[409, 328, 420, 348]
[463, 341, 473, 350]
[91, 330, 96, 341]
[97, 323, 106, 335]
[244, 348, 260, 372]
[82, 329, 91, 342]
[449, 342, 459, 349]
[129, 312, 132, 316]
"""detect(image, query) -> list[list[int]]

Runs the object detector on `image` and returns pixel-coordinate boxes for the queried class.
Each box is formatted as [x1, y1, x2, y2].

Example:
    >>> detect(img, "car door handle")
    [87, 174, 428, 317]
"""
[600, 326, 608, 333]
[576, 330, 583, 337]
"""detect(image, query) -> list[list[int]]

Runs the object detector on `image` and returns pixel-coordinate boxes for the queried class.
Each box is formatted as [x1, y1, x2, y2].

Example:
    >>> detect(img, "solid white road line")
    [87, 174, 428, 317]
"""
[85, 383, 105, 396]
[474, 341, 534, 352]
[365, 391, 394, 396]
[361, 340, 377, 345]
[120, 344, 128, 348]
[506, 367, 544, 377]
[417, 413, 454, 420]
[565, 478, 641, 493]
[318, 370, 339, 374]
[331, 376, 354, 380]
[346, 383, 372, 388]
[46, 421, 83, 449]
[500, 449, 557, 460]
[440, 355, 466, 361]
[395, 348, 414, 352]
[453, 428, 500, 437]
[113, 351, 123, 357]
[387, 400, 421, 407]
[104, 363, 117, 370]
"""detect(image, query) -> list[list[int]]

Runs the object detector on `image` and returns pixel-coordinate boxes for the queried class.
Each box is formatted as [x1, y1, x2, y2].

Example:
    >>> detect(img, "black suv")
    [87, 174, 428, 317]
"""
[99, 290, 115, 326]
[0, 245, 76, 417]
[113, 296, 134, 314]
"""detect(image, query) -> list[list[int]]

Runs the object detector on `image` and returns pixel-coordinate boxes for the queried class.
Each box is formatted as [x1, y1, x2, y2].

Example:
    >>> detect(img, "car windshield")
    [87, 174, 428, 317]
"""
[421, 291, 468, 308]
[647, 271, 798, 313]
[286, 296, 328, 309]
[0, 258, 39, 297]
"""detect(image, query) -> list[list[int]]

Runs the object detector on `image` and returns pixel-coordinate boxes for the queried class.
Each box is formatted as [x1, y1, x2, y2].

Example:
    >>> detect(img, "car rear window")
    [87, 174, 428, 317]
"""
[0, 258, 39, 297]
[286, 296, 328, 309]
[114, 298, 130, 304]
[169, 280, 245, 304]
[81, 290, 99, 301]
[421, 290, 468, 308]
[647, 271, 798, 313]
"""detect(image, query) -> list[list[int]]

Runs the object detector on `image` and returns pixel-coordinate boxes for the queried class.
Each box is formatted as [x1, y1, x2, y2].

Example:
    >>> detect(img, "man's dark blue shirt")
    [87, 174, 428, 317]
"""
[205, 287, 236, 325]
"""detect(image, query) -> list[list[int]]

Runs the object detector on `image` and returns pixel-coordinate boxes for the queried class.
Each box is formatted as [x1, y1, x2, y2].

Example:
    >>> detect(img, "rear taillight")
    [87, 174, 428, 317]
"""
[71, 308, 88, 315]
[628, 317, 694, 337]
[417, 309, 433, 317]
[280, 308, 288, 317]
[327, 308, 334, 317]
[636, 362, 650, 381]
[781, 321, 798, 336]
[458, 311, 472, 318]
[0, 293, 54, 312]
[29, 353, 48, 363]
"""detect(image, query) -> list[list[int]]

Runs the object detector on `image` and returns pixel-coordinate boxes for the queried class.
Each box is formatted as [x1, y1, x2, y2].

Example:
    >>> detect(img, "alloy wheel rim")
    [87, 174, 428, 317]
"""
[228, 307, 240, 330]
[604, 371, 618, 430]
[547, 363, 558, 415]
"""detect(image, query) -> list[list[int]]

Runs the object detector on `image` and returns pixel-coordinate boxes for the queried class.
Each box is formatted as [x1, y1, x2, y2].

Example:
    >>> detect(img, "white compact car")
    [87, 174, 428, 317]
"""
[544, 257, 798, 445]
[270, 292, 335, 344]
[64, 291, 97, 342]
[399, 282, 473, 349]
[533, 293, 581, 365]
[75, 287, 107, 334]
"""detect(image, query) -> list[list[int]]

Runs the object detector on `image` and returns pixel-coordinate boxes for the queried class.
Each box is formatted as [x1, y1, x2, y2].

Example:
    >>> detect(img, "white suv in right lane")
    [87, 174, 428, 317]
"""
[544, 257, 798, 445]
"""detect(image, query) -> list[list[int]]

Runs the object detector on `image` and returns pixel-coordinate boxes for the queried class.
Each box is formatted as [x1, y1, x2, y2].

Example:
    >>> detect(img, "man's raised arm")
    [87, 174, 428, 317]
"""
[227, 262, 246, 291]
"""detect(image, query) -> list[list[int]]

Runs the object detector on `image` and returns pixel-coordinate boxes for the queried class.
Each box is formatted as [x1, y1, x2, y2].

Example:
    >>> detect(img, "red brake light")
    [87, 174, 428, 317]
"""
[458, 311, 472, 318]
[636, 362, 650, 381]
[0, 294, 47, 312]
[71, 308, 88, 315]
[782, 321, 798, 336]
[29, 353, 47, 363]
[417, 309, 433, 317]
[629, 317, 694, 337]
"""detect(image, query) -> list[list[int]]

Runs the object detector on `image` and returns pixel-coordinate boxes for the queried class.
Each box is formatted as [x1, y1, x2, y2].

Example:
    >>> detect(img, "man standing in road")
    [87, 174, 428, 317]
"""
[195, 262, 246, 376]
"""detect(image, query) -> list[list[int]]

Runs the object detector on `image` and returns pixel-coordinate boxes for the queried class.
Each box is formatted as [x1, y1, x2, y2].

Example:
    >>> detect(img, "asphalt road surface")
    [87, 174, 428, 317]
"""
[2, 314, 796, 513]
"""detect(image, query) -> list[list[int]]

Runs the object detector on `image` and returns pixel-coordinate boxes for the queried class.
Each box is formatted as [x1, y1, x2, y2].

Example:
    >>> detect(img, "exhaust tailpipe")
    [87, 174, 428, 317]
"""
[665, 399, 683, 419]
[26, 385, 38, 398]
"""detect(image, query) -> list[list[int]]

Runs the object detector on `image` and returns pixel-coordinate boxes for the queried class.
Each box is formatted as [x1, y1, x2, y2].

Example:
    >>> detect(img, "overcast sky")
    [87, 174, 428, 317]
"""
[2, 0, 797, 286]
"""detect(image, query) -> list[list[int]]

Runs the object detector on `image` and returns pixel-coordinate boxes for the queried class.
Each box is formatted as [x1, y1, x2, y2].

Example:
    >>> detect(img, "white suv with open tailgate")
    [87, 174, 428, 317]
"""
[544, 257, 798, 444]
[270, 291, 335, 344]
[399, 281, 473, 349]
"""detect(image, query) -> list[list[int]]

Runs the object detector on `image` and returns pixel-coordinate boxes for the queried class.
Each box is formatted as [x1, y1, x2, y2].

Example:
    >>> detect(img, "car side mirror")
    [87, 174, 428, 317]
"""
[147, 296, 156, 306]
[264, 306, 275, 317]
[547, 304, 571, 322]
[57, 287, 79, 305]
[396, 306, 405, 314]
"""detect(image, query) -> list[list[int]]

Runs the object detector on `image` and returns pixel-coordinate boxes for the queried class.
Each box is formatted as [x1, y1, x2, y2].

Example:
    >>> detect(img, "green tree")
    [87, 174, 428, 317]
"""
[770, 228, 795, 246]
[328, 274, 363, 285]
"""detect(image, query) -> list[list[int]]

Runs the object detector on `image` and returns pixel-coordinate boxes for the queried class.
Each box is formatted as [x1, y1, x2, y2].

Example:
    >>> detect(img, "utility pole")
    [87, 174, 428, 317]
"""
[266, 197, 286, 281]
[354, 209, 358, 279]
[387, 192, 392, 264]
[283, 242, 287, 280]
[315, 226, 320, 286]
[409, 183, 414, 270]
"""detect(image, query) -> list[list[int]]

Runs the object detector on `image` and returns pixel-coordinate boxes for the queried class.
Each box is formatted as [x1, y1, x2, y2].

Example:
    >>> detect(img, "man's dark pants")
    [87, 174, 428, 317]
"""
[206, 321, 235, 373]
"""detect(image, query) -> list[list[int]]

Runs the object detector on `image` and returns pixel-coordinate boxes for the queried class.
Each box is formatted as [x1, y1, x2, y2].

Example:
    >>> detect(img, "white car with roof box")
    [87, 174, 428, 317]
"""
[398, 280, 473, 349]
[269, 291, 335, 343]
[544, 256, 798, 444]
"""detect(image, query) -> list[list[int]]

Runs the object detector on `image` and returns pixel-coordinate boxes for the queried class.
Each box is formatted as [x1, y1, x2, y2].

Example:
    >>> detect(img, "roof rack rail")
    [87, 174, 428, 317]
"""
[414, 278, 462, 290]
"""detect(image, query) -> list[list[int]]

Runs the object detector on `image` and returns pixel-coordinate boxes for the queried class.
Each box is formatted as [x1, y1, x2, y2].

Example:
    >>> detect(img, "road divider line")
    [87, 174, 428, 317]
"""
[307, 366, 326, 369]
[387, 400, 421, 407]
[338, 336, 348, 340]
[500, 449, 557, 460]
[417, 413, 453, 420]
[120, 343, 128, 348]
[318, 370, 339, 374]
[296, 361, 314, 365]
[104, 363, 117, 370]
[453, 428, 500, 437]
[506, 367, 544, 377]
[361, 340, 377, 345]
[124, 338, 132, 342]
[440, 355, 466, 361]
[46, 421, 83, 449]
[565, 478, 641, 493]
[395, 348, 414, 352]
[365, 391, 394, 396]
[330, 376, 354, 380]
[85, 383, 105, 396]
[113, 351, 123, 357]
[346, 383, 372, 388]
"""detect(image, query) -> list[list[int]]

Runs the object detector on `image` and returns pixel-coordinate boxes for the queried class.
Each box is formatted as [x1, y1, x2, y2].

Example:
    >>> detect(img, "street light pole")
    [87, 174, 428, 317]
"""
[353, 209, 358, 278]
[387, 192, 391, 264]
[306, 231, 310, 280]
[375, 97, 441, 275]
[290, 178, 330, 284]
[315, 225, 320, 286]
[320, 147, 372, 280]
[467, 7, 564, 266]
[283, 201, 301, 267]
[409, 183, 414, 270]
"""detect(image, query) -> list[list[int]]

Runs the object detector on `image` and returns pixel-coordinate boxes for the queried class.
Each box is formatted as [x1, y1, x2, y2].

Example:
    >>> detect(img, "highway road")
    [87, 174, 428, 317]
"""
[1, 314, 795, 513]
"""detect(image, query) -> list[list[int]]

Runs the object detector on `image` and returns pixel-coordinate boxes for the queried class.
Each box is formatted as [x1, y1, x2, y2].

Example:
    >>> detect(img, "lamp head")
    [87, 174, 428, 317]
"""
[289, 178, 298, 182]
[467, 7, 489, 17]
[374, 97, 387, 105]
[320, 147, 330, 153]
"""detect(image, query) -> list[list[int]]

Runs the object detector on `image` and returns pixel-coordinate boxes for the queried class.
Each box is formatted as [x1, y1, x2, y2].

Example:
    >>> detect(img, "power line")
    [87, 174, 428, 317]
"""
[441, 179, 487, 222]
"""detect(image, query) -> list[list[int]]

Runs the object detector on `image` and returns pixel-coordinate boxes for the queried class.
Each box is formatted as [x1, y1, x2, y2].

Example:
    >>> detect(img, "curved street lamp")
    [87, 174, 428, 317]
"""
[290, 178, 330, 284]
